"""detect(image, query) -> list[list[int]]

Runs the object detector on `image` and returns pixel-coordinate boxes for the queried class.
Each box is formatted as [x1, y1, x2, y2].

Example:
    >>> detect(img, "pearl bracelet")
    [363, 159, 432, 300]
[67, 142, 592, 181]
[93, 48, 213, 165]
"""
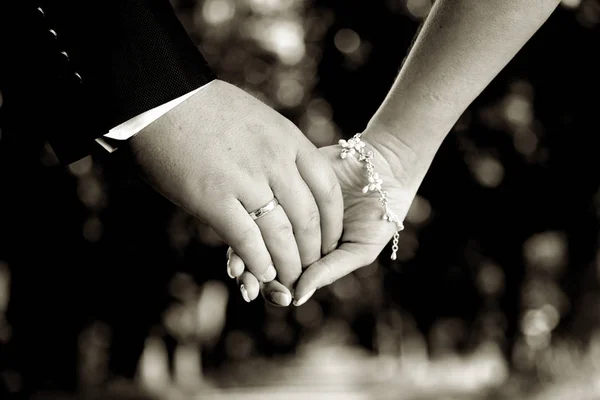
[338, 133, 404, 260]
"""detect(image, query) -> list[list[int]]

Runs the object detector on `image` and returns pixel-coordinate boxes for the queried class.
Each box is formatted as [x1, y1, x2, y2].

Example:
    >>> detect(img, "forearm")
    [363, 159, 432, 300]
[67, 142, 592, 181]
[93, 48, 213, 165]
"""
[364, 0, 560, 183]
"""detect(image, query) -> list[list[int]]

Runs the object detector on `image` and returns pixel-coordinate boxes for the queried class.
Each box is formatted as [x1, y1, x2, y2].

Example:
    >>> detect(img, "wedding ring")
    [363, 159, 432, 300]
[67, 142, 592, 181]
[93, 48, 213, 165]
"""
[248, 198, 279, 221]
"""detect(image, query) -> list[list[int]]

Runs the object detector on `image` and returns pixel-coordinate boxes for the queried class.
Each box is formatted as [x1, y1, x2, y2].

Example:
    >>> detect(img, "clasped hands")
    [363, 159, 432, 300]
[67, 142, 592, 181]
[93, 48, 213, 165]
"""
[126, 80, 415, 307]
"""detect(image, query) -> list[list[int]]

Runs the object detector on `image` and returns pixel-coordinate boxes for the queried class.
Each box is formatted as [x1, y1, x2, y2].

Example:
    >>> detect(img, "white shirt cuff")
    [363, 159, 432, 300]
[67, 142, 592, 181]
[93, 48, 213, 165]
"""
[96, 86, 202, 152]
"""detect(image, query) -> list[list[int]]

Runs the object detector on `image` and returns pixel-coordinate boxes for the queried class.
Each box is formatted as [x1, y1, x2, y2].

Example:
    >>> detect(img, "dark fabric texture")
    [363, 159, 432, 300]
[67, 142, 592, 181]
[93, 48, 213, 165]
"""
[0, 0, 216, 164]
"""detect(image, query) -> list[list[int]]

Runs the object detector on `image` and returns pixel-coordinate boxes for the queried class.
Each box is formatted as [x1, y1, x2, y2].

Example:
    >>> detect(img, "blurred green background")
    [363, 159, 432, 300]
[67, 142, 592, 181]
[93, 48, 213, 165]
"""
[1, 0, 600, 398]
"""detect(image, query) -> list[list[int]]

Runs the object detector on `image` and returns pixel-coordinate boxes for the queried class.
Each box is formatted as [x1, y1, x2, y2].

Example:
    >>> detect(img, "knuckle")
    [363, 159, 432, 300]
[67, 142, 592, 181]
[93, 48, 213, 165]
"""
[274, 221, 295, 241]
[261, 147, 291, 174]
[296, 145, 314, 165]
[262, 143, 284, 163]
[197, 169, 231, 197]
[303, 210, 321, 233]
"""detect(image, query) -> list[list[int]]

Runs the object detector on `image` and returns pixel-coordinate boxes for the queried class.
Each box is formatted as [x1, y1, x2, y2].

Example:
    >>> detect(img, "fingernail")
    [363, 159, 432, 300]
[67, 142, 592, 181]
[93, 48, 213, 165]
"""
[226, 248, 235, 278]
[240, 284, 251, 303]
[293, 289, 316, 307]
[261, 264, 277, 282]
[270, 291, 292, 307]
[226, 260, 234, 279]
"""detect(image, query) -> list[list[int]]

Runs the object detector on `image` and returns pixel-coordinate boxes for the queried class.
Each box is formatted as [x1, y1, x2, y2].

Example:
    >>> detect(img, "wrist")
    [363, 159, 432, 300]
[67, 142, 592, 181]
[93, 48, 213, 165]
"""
[361, 124, 441, 192]
[361, 79, 460, 166]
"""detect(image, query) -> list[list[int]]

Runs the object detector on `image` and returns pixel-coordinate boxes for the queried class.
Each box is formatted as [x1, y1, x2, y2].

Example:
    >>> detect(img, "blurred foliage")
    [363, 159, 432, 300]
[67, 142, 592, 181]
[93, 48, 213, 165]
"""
[1, 0, 600, 398]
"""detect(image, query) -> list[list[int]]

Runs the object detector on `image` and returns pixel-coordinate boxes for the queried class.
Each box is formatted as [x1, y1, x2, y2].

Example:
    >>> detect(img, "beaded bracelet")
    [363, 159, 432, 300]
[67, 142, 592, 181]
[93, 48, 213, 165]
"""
[338, 133, 404, 260]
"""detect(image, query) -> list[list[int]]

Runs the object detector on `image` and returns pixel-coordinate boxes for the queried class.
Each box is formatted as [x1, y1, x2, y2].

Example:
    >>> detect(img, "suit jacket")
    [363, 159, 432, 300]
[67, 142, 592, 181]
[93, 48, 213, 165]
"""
[0, 0, 216, 164]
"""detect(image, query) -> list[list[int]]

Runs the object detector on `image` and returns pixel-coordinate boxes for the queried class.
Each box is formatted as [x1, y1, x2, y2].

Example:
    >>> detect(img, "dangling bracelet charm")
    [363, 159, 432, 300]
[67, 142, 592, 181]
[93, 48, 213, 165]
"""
[338, 133, 404, 260]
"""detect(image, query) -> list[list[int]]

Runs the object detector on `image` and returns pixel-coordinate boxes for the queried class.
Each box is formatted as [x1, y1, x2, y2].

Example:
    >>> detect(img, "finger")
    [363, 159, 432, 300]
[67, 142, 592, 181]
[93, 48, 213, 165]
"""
[230, 252, 293, 307]
[261, 279, 293, 307]
[252, 204, 302, 290]
[296, 142, 343, 255]
[271, 170, 321, 269]
[293, 243, 375, 306]
[237, 271, 260, 302]
[226, 248, 245, 278]
[204, 197, 276, 283]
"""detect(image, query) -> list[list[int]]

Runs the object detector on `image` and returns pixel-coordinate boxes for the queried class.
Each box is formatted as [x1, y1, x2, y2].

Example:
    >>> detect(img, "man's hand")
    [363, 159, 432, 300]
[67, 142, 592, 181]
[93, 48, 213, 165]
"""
[125, 80, 343, 304]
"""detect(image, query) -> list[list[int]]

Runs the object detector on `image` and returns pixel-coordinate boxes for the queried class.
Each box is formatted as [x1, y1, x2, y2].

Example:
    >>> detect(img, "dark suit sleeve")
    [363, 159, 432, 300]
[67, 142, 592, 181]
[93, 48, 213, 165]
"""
[0, 0, 216, 164]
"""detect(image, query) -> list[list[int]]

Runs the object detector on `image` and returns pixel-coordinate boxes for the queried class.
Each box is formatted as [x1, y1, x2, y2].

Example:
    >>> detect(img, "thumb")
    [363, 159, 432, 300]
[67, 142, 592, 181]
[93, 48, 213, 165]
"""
[293, 243, 372, 306]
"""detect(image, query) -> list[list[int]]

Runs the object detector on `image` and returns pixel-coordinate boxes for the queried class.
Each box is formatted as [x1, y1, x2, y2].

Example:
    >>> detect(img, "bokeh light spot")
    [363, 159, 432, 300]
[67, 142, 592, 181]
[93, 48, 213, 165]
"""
[334, 29, 361, 54]
[202, 0, 236, 25]
[82, 216, 102, 242]
[406, 0, 432, 19]
[225, 330, 255, 360]
[471, 154, 504, 188]
[276, 78, 304, 108]
[477, 262, 505, 296]
[524, 231, 568, 276]
[561, 0, 582, 8]
[68, 155, 93, 177]
[504, 93, 533, 127]
[406, 195, 432, 225]
[251, 19, 306, 65]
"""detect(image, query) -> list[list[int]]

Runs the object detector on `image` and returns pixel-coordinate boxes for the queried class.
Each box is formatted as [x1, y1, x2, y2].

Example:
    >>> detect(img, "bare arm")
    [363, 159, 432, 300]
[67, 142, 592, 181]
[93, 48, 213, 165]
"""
[291, 0, 562, 303]
[365, 0, 561, 189]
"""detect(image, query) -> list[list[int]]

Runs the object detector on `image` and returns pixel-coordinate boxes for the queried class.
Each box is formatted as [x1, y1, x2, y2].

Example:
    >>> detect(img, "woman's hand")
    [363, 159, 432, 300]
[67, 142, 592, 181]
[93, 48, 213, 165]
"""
[292, 138, 417, 305]
[228, 133, 420, 306]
